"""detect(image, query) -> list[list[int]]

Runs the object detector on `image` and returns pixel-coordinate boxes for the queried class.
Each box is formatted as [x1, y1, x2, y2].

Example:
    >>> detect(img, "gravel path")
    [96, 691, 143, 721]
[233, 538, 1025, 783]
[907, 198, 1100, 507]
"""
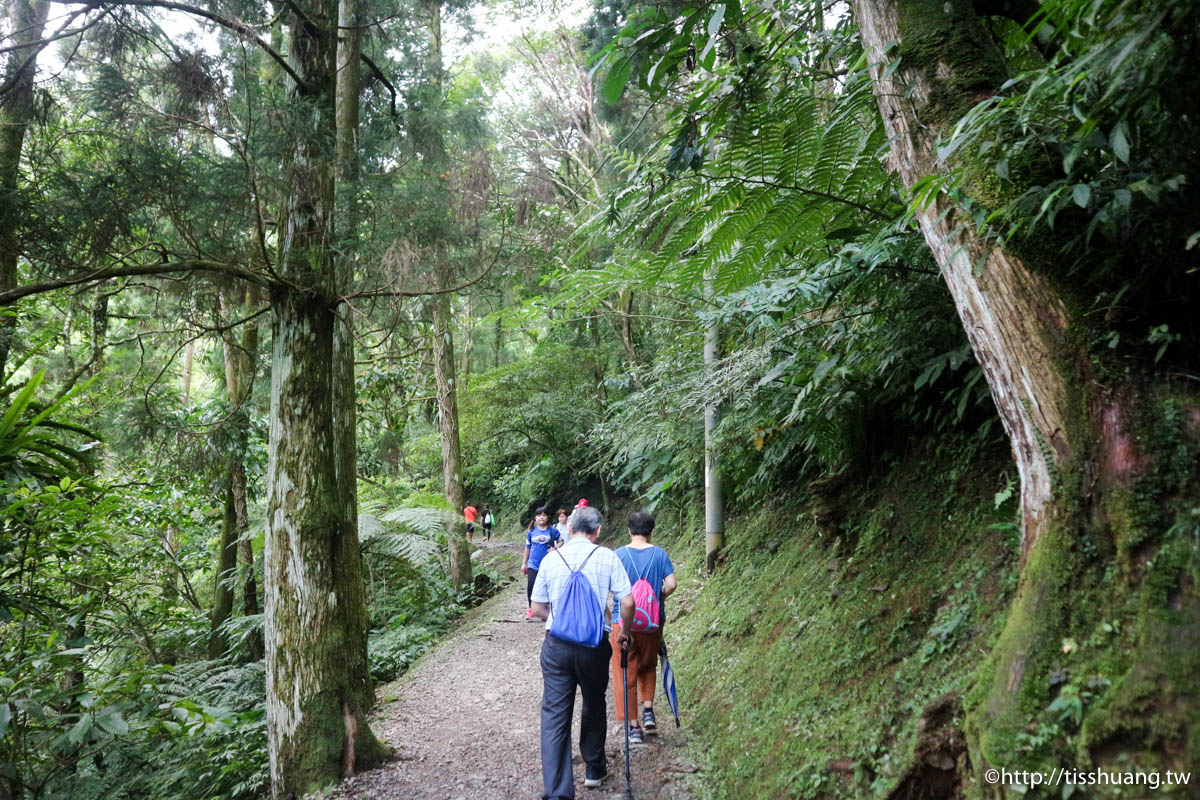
[331, 539, 698, 800]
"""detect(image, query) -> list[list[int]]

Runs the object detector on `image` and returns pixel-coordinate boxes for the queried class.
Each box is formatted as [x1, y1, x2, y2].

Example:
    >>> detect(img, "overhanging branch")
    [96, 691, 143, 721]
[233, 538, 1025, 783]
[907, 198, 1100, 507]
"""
[46, 0, 309, 90]
[0, 261, 272, 305]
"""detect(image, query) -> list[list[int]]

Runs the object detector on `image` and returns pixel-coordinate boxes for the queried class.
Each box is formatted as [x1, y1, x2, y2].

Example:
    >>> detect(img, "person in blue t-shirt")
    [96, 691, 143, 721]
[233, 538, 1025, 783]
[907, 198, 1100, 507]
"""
[522, 507, 562, 621]
[609, 511, 675, 744]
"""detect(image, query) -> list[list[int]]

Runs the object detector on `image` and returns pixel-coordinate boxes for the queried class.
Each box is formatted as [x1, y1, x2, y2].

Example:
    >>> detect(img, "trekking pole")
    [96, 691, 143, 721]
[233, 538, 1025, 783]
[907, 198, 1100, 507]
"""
[621, 647, 633, 800]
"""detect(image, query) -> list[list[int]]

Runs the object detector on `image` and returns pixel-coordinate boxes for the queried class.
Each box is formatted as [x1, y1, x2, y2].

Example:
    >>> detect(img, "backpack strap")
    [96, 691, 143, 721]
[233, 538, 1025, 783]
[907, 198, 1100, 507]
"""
[579, 545, 601, 570]
[623, 546, 652, 582]
[556, 544, 601, 574]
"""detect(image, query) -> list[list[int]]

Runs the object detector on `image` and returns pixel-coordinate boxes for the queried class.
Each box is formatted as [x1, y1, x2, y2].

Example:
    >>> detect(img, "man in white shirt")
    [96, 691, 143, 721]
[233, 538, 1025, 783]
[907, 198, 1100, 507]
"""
[531, 506, 634, 797]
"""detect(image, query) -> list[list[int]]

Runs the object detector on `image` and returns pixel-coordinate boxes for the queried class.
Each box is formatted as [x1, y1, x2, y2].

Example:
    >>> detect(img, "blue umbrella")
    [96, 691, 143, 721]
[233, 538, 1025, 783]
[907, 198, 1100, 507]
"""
[659, 640, 680, 727]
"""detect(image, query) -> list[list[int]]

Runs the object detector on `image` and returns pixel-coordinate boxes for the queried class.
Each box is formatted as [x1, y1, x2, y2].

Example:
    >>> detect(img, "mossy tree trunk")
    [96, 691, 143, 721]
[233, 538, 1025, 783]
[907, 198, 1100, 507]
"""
[333, 0, 361, 595]
[0, 0, 48, 380]
[852, 0, 1200, 780]
[264, 0, 384, 794]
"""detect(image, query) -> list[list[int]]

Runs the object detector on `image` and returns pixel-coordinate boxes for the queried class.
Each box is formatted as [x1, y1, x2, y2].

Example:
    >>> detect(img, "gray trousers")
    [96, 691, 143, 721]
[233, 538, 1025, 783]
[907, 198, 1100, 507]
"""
[540, 633, 612, 799]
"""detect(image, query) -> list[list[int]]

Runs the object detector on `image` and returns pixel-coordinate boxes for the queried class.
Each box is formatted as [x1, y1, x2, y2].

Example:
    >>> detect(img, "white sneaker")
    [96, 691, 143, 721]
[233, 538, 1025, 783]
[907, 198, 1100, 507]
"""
[583, 770, 609, 788]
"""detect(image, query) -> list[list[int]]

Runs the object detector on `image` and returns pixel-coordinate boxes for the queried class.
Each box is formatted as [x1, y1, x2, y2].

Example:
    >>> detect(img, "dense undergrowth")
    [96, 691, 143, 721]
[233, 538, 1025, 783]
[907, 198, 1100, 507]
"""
[655, 434, 1016, 798]
[656, 430, 1200, 800]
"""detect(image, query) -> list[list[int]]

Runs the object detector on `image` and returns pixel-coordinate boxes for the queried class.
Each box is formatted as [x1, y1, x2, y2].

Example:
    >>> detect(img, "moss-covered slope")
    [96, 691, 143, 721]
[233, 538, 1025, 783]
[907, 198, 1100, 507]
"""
[656, 435, 1199, 799]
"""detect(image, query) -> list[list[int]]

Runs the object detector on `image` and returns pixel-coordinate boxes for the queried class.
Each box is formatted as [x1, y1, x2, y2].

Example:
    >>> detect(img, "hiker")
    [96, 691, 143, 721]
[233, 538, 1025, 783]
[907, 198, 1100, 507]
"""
[464, 502, 478, 542]
[609, 511, 676, 745]
[523, 507, 562, 621]
[481, 505, 494, 541]
[530, 506, 634, 796]
[555, 508, 569, 538]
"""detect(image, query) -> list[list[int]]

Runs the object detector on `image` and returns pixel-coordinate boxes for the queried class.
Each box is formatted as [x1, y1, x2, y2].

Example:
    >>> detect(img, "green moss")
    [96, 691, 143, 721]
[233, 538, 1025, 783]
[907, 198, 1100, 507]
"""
[896, 0, 1007, 131]
[663, 437, 1017, 799]
[665, 384, 1200, 799]
[964, 386, 1200, 796]
[964, 517, 1084, 771]
[963, 140, 1049, 218]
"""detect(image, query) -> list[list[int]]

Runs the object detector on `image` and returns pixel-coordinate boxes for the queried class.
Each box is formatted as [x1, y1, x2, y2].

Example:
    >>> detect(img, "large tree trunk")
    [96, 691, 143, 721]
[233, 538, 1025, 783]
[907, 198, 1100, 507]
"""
[264, 0, 384, 793]
[0, 0, 48, 380]
[420, 0, 472, 590]
[852, 0, 1070, 558]
[852, 0, 1200, 780]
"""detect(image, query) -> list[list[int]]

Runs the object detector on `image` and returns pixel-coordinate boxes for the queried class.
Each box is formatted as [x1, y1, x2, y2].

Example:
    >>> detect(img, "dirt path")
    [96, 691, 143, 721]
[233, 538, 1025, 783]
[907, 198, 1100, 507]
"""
[331, 539, 698, 800]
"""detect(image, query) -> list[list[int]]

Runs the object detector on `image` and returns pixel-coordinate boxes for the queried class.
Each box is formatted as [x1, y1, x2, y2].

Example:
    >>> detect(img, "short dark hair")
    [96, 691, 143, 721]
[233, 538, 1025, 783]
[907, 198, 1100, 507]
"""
[534, 507, 548, 516]
[628, 511, 655, 537]
[556, 508, 568, 517]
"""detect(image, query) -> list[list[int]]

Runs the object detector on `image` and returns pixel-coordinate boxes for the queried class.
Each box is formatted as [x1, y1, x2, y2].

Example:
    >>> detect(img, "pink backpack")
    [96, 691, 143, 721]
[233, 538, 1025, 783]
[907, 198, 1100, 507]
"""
[626, 549, 662, 632]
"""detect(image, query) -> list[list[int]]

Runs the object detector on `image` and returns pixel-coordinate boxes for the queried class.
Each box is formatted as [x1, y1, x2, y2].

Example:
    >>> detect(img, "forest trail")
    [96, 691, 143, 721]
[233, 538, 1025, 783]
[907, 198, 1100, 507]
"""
[332, 538, 699, 800]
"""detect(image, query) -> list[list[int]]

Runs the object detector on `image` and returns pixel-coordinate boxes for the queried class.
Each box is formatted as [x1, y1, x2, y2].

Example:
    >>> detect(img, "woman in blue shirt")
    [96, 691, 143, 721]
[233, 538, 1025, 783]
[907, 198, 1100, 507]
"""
[522, 507, 562, 620]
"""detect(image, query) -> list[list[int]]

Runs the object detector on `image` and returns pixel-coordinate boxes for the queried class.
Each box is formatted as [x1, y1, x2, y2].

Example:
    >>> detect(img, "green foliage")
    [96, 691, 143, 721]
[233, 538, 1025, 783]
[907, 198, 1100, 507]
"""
[0, 370, 96, 482]
[360, 505, 450, 568]
[664, 439, 1017, 798]
[368, 624, 447, 683]
[918, 588, 973, 664]
[561, 2, 1000, 507]
[458, 341, 606, 507]
[933, 0, 1200, 361]
[0, 370, 264, 798]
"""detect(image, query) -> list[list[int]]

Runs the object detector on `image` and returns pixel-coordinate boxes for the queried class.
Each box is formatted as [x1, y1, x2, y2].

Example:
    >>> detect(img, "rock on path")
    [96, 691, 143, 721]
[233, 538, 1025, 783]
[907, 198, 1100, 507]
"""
[331, 539, 697, 800]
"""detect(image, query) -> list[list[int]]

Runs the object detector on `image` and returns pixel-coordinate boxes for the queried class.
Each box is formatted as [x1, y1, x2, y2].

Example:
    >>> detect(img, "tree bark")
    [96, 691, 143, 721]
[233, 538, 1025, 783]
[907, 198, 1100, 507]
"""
[0, 0, 49, 381]
[264, 0, 384, 793]
[431, 290, 472, 588]
[333, 0, 363, 648]
[852, 0, 1200, 777]
[219, 283, 263, 659]
[852, 0, 1070, 559]
[206, 484, 238, 659]
[703, 275, 724, 573]
[419, 0, 472, 589]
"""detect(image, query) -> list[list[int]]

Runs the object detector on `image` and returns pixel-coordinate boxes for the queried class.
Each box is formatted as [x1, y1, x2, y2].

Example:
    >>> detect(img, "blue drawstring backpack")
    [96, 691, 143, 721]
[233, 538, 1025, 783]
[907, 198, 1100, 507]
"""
[549, 546, 605, 647]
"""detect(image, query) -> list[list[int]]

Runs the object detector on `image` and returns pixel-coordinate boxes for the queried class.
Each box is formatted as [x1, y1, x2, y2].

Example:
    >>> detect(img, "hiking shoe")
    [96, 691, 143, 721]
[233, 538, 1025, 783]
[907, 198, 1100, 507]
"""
[642, 707, 657, 731]
[525, 608, 534, 620]
[583, 769, 609, 788]
[628, 726, 645, 745]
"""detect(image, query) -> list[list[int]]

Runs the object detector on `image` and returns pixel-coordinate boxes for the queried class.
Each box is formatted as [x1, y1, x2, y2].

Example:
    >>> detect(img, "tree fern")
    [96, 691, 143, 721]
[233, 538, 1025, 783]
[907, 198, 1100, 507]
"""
[358, 505, 448, 567]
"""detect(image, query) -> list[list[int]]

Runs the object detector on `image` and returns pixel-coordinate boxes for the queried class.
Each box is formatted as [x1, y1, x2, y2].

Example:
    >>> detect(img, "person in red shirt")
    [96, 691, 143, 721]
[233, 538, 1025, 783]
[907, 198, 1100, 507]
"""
[464, 503, 478, 542]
